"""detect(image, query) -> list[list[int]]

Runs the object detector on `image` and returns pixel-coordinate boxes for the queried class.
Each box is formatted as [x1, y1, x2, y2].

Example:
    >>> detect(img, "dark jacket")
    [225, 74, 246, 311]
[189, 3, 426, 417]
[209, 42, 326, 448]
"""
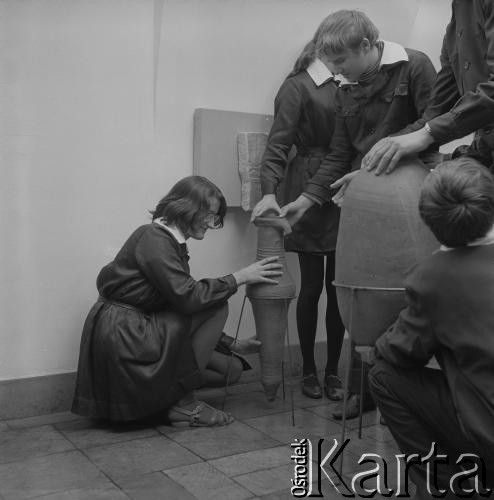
[304, 43, 437, 204]
[72, 223, 237, 421]
[425, 0, 494, 168]
[375, 244, 494, 461]
[261, 64, 340, 253]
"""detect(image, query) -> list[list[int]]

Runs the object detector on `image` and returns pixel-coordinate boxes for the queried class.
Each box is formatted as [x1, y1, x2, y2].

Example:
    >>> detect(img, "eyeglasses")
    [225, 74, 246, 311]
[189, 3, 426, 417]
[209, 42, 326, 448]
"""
[204, 212, 222, 229]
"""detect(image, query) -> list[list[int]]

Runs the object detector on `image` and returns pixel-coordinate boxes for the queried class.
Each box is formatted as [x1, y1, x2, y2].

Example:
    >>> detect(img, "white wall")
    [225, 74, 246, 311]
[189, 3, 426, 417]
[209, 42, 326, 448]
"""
[1, 0, 452, 380]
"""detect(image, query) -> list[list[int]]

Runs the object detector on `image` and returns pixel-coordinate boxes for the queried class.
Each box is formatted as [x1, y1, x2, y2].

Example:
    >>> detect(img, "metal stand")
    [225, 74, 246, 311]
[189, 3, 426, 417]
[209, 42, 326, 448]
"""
[222, 295, 247, 411]
[333, 283, 405, 476]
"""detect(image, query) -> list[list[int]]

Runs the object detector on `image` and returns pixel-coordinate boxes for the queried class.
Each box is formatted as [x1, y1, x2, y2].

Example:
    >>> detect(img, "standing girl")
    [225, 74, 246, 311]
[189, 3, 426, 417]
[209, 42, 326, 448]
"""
[252, 40, 344, 400]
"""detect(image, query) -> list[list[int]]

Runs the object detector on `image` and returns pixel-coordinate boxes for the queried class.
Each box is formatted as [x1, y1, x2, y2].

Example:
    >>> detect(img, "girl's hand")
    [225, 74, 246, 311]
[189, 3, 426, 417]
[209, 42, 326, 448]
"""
[330, 171, 359, 207]
[279, 195, 314, 227]
[251, 195, 281, 221]
[233, 256, 282, 286]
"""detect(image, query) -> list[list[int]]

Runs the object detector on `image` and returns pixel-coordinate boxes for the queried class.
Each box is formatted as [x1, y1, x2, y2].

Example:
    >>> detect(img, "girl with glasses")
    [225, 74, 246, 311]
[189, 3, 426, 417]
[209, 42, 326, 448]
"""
[72, 175, 282, 427]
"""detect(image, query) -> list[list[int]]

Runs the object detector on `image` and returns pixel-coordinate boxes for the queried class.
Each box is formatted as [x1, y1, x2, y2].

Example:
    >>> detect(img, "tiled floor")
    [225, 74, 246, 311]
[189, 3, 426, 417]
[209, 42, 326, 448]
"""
[0, 378, 414, 499]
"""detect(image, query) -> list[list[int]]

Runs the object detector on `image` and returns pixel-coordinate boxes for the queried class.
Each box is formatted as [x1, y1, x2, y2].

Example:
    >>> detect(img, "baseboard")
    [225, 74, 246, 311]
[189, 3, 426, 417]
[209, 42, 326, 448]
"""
[0, 339, 349, 420]
[0, 372, 78, 420]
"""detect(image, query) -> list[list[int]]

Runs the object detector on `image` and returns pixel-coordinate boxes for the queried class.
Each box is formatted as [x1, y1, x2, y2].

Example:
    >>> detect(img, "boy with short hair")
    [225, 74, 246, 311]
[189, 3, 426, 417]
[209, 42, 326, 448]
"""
[369, 158, 494, 497]
[281, 10, 438, 418]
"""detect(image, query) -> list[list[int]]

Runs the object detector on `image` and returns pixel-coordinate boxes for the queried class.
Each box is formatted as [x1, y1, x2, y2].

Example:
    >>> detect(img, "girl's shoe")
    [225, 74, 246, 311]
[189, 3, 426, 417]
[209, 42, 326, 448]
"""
[301, 373, 323, 399]
[168, 401, 234, 427]
[324, 374, 344, 401]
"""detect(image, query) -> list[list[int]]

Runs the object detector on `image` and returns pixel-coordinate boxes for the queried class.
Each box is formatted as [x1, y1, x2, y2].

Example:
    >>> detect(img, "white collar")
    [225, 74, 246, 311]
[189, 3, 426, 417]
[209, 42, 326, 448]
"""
[155, 219, 187, 244]
[306, 58, 334, 86]
[440, 224, 494, 251]
[336, 40, 409, 86]
[379, 40, 408, 66]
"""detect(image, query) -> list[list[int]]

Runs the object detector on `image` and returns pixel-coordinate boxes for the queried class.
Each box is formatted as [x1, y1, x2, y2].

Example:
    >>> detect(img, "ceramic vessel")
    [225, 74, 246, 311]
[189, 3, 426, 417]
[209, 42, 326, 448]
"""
[335, 159, 439, 345]
[246, 216, 296, 400]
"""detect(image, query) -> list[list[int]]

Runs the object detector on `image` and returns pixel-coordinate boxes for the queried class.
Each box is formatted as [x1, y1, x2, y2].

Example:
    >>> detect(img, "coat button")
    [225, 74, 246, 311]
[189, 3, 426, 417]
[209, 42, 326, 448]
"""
[464, 61, 470, 70]
[368, 128, 376, 135]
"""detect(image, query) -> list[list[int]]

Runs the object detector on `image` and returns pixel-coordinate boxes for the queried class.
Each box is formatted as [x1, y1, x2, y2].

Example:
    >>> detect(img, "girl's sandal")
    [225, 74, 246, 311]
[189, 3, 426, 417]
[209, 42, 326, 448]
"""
[168, 401, 234, 427]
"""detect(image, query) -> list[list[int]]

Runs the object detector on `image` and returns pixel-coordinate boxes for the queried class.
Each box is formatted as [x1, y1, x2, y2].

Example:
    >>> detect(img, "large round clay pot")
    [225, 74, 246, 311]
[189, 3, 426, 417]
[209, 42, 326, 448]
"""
[335, 159, 439, 345]
[246, 216, 296, 401]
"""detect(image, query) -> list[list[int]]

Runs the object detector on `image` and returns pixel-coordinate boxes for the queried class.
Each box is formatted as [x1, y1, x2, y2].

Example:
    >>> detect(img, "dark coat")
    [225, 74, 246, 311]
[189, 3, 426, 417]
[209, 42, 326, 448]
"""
[72, 223, 238, 421]
[260, 69, 340, 253]
[375, 244, 494, 463]
[425, 0, 494, 168]
[304, 46, 437, 203]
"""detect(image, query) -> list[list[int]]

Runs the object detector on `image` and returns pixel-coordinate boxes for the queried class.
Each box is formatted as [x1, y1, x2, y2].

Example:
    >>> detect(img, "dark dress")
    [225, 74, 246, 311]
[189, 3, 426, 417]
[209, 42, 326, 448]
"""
[260, 66, 339, 254]
[72, 223, 238, 421]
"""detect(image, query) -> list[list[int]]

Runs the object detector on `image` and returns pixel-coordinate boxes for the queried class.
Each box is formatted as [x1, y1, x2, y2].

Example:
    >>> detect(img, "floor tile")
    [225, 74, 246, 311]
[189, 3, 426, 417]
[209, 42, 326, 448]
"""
[209, 445, 290, 476]
[0, 425, 74, 464]
[55, 418, 158, 449]
[343, 429, 401, 459]
[257, 491, 294, 500]
[84, 435, 200, 480]
[115, 471, 196, 500]
[6, 412, 82, 430]
[197, 380, 260, 399]
[29, 482, 128, 499]
[207, 390, 295, 420]
[0, 450, 108, 500]
[308, 478, 350, 499]
[163, 462, 252, 500]
[233, 463, 295, 496]
[352, 423, 396, 443]
[279, 381, 334, 409]
[243, 409, 341, 444]
[159, 421, 280, 460]
[306, 402, 379, 430]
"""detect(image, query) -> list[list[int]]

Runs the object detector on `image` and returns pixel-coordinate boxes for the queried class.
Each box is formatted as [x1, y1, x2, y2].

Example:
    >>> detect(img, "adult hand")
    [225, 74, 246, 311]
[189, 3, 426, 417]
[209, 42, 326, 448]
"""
[251, 194, 281, 221]
[279, 195, 314, 227]
[363, 128, 434, 175]
[232, 256, 282, 286]
[330, 171, 359, 207]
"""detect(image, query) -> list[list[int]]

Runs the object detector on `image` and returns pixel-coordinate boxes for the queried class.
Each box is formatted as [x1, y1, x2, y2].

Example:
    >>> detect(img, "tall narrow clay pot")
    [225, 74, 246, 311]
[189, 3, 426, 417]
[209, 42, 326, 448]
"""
[335, 159, 439, 345]
[246, 216, 296, 401]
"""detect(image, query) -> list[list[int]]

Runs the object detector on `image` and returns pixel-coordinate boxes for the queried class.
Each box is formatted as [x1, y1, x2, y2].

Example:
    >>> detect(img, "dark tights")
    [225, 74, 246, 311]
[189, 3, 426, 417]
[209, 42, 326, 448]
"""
[297, 252, 345, 377]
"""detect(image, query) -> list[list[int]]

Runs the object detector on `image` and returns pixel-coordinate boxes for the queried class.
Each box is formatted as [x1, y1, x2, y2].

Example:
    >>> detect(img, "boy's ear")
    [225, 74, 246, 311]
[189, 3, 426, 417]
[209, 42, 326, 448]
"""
[360, 38, 371, 53]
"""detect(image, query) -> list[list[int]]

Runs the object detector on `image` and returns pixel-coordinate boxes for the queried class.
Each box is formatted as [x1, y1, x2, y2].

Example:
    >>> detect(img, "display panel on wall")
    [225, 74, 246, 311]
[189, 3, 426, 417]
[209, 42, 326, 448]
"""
[193, 108, 273, 208]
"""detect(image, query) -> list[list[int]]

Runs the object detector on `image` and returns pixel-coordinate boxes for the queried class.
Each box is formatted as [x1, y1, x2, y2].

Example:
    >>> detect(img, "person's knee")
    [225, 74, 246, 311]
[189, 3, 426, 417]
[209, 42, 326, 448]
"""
[216, 302, 229, 322]
[299, 281, 324, 301]
[368, 360, 397, 398]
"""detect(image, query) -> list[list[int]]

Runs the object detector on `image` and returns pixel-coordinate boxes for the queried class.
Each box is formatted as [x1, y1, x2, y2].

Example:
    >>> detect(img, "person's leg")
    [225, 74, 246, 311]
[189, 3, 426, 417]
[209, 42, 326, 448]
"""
[189, 302, 228, 371]
[297, 253, 324, 397]
[202, 350, 243, 388]
[369, 361, 485, 498]
[323, 251, 345, 399]
[169, 302, 233, 426]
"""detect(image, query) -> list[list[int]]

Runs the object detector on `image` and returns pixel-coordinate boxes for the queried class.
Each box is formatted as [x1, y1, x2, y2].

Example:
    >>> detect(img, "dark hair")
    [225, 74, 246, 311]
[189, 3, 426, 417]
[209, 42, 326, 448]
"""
[151, 175, 227, 233]
[419, 158, 494, 247]
[287, 39, 317, 78]
[314, 10, 379, 57]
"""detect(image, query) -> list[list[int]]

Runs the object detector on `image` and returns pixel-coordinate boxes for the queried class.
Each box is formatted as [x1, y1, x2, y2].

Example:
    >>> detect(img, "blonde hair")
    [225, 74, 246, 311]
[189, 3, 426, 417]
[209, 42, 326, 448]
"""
[315, 10, 379, 57]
